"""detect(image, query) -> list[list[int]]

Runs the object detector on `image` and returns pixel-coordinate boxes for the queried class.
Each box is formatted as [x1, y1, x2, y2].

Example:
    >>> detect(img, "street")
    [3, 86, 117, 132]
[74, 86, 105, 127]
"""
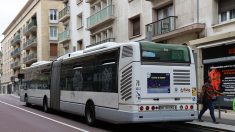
[0, 95, 230, 132]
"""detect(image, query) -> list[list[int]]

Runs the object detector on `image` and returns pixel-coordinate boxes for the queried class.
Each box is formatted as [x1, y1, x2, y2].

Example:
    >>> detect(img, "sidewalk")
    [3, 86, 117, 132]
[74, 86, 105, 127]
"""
[188, 109, 235, 131]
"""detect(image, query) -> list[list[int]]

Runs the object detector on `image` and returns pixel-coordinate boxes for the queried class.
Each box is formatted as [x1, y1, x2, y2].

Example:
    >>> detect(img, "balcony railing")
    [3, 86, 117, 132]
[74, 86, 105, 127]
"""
[11, 34, 21, 46]
[85, 0, 95, 3]
[23, 20, 37, 35]
[87, 5, 114, 29]
[11, 48, 21, 57]
[11, 61, 20, 69]
[59, 6, 70, 22]
[23, 53, 37, 64]
[87, 38, 115, 48]
[58, 30, 70, 43]
[146, 16, 177, 37]
[23, 37, 37, 50]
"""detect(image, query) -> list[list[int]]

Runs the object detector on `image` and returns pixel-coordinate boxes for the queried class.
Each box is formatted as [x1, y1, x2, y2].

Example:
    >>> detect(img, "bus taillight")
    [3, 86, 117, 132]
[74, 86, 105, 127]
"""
[185, 105, 188, 110]
[146, 106, 150, 111]
[151, 106, 155, 110]
[190, 105, 194, 110]
[140, 106, 144, 111]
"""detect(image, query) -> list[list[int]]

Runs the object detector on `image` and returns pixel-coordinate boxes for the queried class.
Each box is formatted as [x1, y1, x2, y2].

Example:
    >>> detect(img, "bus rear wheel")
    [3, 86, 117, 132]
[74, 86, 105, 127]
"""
[85, 102, 96, 126]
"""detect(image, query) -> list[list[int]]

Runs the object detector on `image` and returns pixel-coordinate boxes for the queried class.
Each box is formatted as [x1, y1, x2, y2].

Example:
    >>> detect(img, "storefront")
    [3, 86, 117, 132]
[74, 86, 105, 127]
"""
[202, 44, 235, 108]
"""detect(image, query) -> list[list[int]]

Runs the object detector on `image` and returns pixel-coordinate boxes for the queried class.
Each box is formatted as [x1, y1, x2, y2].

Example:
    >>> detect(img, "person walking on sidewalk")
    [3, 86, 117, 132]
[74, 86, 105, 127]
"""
[198, 78, 221, 124]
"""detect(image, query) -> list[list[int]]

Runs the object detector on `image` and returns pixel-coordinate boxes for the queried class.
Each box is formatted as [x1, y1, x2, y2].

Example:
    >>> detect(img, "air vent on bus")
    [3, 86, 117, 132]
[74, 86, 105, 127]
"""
[173, 69, 190, 85]
[122, 46, 133, 58]
[120, 66, 132, 101]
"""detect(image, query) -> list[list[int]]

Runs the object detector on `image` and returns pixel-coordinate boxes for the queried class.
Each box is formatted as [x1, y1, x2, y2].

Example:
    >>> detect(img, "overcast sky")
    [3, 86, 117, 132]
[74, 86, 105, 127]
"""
[0, 0, 28, 42]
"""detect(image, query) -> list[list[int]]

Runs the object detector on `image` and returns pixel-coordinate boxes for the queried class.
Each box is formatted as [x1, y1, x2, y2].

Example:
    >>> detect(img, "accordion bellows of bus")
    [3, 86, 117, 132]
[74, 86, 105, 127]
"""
[20, 41, 197, 125]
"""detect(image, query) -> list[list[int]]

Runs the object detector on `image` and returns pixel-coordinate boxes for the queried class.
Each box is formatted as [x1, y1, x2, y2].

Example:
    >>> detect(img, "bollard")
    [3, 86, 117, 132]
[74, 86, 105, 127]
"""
[233, 98, 235, 111]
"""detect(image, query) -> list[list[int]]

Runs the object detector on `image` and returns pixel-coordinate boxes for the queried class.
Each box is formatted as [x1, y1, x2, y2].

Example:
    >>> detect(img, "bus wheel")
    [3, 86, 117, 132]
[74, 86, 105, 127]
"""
[43, 98, 49, 113]
[25, 95, 31, 107]
[85, 102, 96, 126]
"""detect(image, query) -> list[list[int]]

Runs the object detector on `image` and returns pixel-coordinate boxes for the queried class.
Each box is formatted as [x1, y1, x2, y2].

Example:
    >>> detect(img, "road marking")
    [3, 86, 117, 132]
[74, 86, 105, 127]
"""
[0, 100, 89, 132]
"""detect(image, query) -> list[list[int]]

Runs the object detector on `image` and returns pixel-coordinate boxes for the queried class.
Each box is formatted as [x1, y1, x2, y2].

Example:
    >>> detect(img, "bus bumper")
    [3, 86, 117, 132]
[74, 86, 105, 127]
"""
[96, 107, 198, 124]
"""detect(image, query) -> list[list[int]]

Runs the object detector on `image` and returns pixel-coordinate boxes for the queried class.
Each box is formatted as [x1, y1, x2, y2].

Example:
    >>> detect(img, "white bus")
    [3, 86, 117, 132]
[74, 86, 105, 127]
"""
[20, 41, 197, 125]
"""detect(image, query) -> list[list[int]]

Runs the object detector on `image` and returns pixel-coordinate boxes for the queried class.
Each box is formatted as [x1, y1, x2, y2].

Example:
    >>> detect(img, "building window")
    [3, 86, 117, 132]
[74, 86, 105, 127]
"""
[77, 40, 83, 50]
[218, 0, 235, 23]
[230, 9, 235, 19]
[129, 15, 141, 38]
[49, 26, 58, 40]
[155, 4, 174, 34]
[49, 9, 58, 23]
[77, 13, 83, 29]
[220, 12, 227, 22]
[90, 28, 114, 46]
[157, 5, 173, 20]
[50, 43, 57, 57]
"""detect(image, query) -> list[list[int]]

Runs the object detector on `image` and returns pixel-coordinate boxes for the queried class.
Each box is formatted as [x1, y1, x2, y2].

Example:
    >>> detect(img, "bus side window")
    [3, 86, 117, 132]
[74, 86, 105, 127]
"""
[98, 50, 118, 93]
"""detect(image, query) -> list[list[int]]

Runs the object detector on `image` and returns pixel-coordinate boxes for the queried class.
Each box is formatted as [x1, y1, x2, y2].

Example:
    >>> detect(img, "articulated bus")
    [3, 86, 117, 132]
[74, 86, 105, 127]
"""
[20, 41, 197, 125]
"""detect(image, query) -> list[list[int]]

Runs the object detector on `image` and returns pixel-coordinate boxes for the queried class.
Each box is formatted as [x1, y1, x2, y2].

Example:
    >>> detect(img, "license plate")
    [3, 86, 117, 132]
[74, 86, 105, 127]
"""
[159, 105, 176, 110]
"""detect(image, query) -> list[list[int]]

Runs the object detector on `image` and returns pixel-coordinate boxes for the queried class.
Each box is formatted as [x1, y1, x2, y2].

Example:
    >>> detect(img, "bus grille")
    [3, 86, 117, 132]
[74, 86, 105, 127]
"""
[120, 66, 132, 101]
[122, 46, 133, 58]
[173, 69, 190, 85]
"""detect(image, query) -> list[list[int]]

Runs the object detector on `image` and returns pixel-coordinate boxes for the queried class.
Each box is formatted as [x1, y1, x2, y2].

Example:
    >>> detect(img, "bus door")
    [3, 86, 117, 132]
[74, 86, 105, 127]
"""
[50, 60, 62, 110]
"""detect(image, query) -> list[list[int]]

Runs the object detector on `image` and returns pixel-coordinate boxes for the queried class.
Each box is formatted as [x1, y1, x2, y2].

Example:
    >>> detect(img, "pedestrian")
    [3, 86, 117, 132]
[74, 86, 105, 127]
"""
[198, 78, 221, 124]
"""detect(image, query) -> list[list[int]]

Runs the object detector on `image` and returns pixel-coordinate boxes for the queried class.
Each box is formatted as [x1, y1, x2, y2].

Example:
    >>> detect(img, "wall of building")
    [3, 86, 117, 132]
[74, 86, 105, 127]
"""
[69, 0, 90, 49]
[1, 0, 63, 94]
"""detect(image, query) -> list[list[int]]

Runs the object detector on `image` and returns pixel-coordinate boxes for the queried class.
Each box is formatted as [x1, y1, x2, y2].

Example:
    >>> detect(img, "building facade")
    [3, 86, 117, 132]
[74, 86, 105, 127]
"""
[190, 0, 235, 107]
[0, 51, 3, 93]
[58, 0, 205, 54]
[58, 0, 206, 86]
[1, 0, 64, 94]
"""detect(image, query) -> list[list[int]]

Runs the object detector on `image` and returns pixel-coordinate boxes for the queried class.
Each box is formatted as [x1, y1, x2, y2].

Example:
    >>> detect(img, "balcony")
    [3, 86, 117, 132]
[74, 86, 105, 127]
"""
[23, 20, 37, 36]
[11, 34, 21, 46]
[11, 61, 20, 69]
[146, 16, 205, 42]
[85, 0, 95, 3]
[59, 6, 70, 22]
[87, 38, 115, 48]
[23, 37, 37, 50]
[58, 30, 70, 44]
[87, 5, 115, 30]
[11, 48, 21, 58]
[23, 53, 37, 64]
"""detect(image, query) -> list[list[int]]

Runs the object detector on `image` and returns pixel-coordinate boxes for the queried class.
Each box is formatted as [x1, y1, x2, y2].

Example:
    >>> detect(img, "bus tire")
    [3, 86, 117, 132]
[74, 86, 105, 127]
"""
[25, 95, 31, 107]
[43, 97, 49, 113]
[85, 101, 96, 126]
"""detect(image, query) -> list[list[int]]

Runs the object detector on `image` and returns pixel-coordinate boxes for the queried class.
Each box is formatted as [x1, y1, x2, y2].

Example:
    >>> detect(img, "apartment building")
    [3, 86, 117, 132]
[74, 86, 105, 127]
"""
[59, 0, 205, 53]
[59, 0, 155, 52]
[189, 0, 235, 107]
[1, 0, 64, 94]
[0, 51, 2, 93]
[58, 0, 206, 87]
[58, 0, 90, 53]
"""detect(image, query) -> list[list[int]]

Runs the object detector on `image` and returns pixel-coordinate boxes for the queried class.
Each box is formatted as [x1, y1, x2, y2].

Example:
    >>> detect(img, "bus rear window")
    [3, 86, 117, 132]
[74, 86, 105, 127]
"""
[140, 42, 190, 63]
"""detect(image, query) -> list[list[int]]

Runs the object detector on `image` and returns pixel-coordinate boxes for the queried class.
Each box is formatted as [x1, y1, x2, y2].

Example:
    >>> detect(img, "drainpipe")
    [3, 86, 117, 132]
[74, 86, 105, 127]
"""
[197, 0, 199, 23]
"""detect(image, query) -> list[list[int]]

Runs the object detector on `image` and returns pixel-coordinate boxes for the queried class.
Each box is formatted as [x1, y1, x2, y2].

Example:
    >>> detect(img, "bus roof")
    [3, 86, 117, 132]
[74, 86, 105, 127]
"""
[24, 61, 52, 70]
[57, 42, 128, 61]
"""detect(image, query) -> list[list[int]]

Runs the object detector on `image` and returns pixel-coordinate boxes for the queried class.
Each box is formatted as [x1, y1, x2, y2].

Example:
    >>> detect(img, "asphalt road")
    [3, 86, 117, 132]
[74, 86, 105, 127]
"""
[0, 95, 229, 132]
